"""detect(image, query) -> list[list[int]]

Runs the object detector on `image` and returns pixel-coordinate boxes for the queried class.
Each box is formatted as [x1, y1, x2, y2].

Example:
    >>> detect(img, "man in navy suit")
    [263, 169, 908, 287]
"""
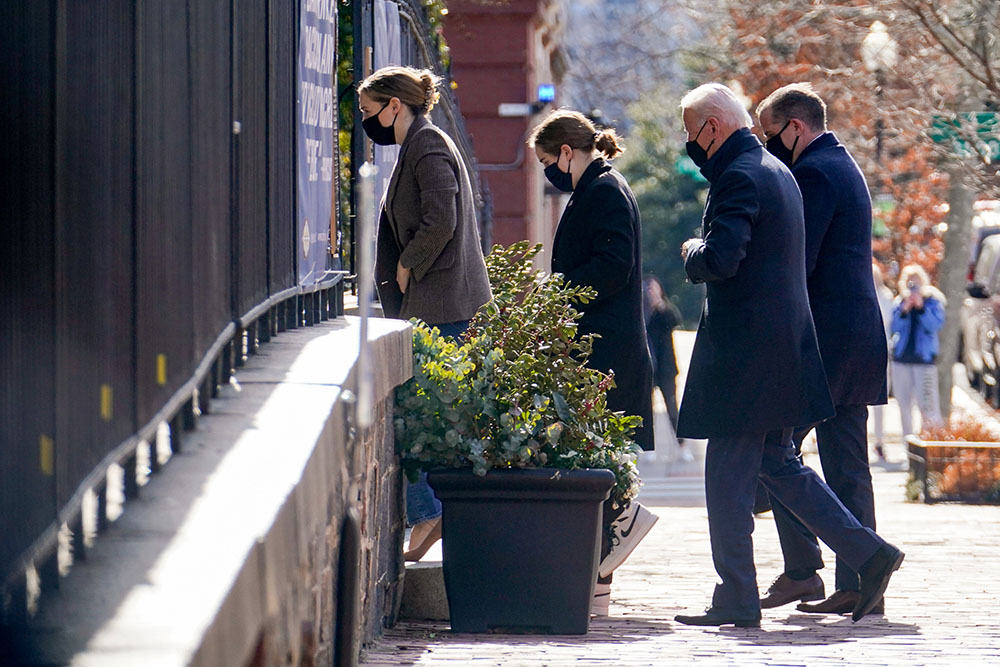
[755, 83, 890, 615]
[673, 83, 902, 627]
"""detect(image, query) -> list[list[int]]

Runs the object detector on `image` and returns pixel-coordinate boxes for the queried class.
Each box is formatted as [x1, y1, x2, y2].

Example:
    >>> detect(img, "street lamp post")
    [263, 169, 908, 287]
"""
[861, 20, 898, 164]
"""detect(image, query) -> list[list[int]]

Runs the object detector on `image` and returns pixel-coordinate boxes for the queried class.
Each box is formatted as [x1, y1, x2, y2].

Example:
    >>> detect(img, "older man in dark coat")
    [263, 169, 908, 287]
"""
[673, 83, 903, 628]
[755, 83, 890, 615]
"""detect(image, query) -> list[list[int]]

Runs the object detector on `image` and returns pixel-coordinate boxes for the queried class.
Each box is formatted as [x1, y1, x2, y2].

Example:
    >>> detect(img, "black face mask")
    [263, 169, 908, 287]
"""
[544, 152, 574, 192]
[685, 120, 714, 167]
[765, 120, 798, 166]
[362, 101, 398, 146]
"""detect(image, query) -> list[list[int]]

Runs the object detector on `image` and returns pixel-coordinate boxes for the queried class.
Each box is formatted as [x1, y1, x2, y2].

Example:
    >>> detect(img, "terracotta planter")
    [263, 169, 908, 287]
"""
[427, 468, 615, 634]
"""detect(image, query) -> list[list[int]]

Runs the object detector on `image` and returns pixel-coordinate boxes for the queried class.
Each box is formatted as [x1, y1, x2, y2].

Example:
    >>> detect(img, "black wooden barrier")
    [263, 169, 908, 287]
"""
[0, 0, 485, 633]
[0, 0, 347, 622]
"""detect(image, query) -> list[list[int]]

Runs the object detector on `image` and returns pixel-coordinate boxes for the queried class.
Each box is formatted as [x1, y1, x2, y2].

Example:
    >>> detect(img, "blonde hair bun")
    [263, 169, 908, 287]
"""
[358, 66, 442, 116]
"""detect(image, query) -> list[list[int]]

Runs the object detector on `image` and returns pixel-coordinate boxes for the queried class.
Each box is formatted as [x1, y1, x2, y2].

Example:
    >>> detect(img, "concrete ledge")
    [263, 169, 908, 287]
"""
[23, 316, 413, 666]
[400, 562, 450, 621]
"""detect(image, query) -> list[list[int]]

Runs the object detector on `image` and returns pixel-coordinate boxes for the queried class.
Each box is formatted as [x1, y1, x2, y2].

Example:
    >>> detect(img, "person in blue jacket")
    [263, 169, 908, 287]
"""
[891, 264, 946, 438]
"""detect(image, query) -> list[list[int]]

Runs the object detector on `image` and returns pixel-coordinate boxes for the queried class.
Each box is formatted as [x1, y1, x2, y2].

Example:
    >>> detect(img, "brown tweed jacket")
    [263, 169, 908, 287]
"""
[374, 115, 491, 325]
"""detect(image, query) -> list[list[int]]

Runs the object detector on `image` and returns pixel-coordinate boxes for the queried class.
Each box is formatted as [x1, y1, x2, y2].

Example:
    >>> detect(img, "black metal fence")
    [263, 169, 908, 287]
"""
[0, 0, 345, 615]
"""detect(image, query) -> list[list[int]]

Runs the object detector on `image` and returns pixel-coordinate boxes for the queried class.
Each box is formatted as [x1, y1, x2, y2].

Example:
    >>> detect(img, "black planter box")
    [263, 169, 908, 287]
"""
[427, 467, 615, 634]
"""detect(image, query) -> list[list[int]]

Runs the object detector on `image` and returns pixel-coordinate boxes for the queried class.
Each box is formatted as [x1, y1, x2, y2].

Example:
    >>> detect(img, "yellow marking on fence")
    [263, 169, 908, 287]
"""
[100, 384, 113, 421]
[157, 354, 167, 385]
[40, 435, 54, 476]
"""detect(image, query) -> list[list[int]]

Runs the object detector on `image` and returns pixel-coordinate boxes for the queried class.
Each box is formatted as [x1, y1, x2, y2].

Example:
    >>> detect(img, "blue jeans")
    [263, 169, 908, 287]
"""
[405, 319, 470, 525]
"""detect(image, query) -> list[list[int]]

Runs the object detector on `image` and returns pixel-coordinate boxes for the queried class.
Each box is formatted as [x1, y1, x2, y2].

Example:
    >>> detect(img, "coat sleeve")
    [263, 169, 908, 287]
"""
[398, 133, 459, 282]
[663, 299, 682, 329]
[561, 183, 635, 304]
[795, 164, 836, 276]
[374, 209, 403, 318]
[684, 171, 756, 284]
[890, 298, 906, 339]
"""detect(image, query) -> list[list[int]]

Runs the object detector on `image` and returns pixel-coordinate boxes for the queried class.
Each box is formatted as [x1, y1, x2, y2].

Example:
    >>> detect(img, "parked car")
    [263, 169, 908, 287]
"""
[967, 200, 1000, 282]
[960, 233, 1000, 405]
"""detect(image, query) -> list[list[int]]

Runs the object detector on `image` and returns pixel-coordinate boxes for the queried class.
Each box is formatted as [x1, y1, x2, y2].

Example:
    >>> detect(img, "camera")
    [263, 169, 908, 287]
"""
[906, 281, 917, 291]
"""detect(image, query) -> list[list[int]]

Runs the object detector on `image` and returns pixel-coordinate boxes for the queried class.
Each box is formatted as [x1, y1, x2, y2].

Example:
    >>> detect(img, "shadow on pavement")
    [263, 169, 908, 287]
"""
[364, 616, 677, 662]
[719, 613, 921, 646]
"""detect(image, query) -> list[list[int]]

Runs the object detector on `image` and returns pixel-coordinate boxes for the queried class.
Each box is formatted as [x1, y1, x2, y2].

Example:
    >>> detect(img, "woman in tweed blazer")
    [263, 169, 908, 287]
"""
[358, 66, 491, 561]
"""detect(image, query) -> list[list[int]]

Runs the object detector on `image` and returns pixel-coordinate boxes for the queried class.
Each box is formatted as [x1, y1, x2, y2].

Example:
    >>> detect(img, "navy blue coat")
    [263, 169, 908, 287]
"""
[676, 129, 834, 439]
[793, 132, 887, 406]
[551, 159, 654, 451]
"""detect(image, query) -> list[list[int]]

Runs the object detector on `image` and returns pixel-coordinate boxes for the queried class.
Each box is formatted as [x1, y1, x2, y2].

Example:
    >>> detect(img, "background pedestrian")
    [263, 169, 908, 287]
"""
[890, 264, 946, 438]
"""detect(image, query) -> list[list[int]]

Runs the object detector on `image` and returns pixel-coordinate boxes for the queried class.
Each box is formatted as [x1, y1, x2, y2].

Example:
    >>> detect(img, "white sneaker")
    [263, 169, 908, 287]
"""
[598, 502, 658, 578]
[591, 581, 611, 616]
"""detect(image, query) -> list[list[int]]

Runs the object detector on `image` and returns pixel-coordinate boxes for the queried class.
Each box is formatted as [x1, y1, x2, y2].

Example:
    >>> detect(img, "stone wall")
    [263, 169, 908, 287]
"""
[20, 317, 412, 667]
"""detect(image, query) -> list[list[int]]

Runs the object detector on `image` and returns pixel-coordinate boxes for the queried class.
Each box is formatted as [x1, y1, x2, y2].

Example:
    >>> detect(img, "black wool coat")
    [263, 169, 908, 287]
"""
[676, 128, 834, 439]
[793, 132, 887, 407]
[551, 159, 654, 451]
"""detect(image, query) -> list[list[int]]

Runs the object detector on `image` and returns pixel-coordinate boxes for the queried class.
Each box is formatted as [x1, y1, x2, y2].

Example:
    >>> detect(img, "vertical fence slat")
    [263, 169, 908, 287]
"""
[0, 2, 59, 582]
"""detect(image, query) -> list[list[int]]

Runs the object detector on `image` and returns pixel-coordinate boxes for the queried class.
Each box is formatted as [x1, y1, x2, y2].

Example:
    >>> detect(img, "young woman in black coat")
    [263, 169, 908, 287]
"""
[528, 110, 657, 616]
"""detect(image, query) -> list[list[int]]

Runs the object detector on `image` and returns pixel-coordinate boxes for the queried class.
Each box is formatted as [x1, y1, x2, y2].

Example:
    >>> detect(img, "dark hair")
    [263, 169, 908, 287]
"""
[358, 66, 441, 116]
[643, 275, 668, 312]
[757, 83, 827, 132]
[528, 109, 625, 159]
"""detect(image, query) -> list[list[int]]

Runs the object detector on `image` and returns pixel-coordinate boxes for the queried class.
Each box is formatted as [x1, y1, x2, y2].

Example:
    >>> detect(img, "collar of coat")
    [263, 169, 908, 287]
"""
[699, 127, 761, 183]
[572, 157, 612, 195]
[398, 114, 432, 156]
[793, 131, 839, 164]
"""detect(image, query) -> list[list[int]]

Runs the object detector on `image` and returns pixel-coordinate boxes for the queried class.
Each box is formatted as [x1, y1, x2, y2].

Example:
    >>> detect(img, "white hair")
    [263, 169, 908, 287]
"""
[680, 83, 753, 129]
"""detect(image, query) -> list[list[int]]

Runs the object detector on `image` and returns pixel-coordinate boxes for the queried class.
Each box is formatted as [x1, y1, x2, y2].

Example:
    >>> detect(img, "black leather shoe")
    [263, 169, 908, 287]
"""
[797, 590, 884, 615]
[675, 608, 761, 628]
[759, 573, 825, 609]
[853, 544, 904, 622]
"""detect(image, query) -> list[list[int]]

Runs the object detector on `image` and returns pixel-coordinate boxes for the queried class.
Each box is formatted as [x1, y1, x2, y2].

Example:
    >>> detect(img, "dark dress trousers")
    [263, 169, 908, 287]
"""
[677, 129, 883, 617]
[374, 115, 492, 325]
[770, 132, 888, 592]
[551, 159, 654, 451]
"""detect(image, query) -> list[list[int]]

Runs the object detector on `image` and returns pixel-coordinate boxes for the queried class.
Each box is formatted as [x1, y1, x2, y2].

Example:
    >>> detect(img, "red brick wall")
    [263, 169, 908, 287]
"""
[447, 0, 547, 247]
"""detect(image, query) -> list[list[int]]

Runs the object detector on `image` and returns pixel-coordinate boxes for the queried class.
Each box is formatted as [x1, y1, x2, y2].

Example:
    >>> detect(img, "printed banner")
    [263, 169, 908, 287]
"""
[296, 0, 337, 283]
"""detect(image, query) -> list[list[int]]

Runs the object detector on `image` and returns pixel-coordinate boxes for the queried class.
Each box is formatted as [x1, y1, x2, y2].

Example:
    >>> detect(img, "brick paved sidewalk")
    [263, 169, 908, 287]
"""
[362, 335, 1000, 665]
[362, 455, 1000, 666]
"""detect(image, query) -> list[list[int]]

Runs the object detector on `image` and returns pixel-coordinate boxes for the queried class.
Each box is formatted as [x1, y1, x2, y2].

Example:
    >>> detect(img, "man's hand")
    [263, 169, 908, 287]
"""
[681, 238, 702, 261]
[396, 262, 411, 294]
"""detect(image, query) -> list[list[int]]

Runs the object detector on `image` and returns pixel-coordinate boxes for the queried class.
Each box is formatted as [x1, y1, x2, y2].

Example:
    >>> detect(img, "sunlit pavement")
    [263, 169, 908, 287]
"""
[362, 332, 1000, 666]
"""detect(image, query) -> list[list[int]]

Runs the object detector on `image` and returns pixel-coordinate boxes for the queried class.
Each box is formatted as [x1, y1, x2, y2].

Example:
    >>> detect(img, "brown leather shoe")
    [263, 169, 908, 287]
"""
[797, 590, 885, 615]
[759, 573, 825, 609]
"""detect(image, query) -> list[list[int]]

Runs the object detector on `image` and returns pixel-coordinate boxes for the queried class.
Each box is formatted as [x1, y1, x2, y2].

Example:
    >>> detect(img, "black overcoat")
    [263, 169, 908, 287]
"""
[551, 159, 654, 451]
[676, 129, 834, 439]
[794, 132, 887, 407]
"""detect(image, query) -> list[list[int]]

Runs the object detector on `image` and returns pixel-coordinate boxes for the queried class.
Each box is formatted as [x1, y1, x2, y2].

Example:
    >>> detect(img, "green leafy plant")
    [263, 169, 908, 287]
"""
[394, 241, 642, 506]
